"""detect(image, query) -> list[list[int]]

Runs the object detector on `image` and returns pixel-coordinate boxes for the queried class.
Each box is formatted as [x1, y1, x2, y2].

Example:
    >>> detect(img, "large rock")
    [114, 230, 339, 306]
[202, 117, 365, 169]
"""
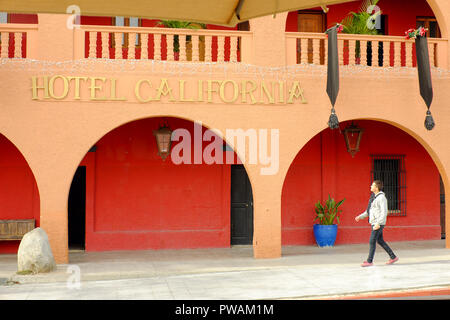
[17, 228, 56, 274]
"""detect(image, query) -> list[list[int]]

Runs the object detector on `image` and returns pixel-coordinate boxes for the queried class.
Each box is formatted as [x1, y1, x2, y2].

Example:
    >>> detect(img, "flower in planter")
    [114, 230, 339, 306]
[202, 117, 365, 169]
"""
[405, 26, 428, 40]
[325, 23, 344, 38]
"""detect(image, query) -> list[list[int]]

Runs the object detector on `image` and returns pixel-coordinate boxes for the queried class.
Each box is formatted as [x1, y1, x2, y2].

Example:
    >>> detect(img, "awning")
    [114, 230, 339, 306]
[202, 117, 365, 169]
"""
[0, 0, 354, 27]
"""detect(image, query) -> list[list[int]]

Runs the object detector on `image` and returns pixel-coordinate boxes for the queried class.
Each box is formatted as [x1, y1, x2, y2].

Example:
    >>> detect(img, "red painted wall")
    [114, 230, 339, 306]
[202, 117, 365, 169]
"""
[282, 120, 441, 245]
[7, 13, 38, 24]
[286, 0, 437, 35]
[79, 118, 233, 251]
[0, 134, 40, 254]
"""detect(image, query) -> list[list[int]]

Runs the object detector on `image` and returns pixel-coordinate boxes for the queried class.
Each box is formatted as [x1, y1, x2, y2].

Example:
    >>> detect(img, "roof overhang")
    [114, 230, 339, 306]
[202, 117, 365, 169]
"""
[0, 0, 355, 27]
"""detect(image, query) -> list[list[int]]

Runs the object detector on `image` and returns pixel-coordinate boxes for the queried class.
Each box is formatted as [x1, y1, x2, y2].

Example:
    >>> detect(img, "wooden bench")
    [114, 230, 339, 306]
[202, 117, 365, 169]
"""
[0, 219, 35, 240]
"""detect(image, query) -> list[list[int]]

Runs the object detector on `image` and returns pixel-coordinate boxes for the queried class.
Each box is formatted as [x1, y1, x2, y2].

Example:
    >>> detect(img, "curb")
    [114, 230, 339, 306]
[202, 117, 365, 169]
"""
[316, 285, 450, 299]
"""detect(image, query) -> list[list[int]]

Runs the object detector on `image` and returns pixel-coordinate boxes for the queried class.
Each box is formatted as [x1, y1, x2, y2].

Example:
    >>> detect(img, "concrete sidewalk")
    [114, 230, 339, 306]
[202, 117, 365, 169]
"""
[1, 240, 450, 299]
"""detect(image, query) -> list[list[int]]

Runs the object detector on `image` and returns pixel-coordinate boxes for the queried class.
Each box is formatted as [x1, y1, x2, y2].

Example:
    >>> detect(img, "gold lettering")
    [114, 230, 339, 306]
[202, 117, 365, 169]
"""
[49, 75, 69, 100]
[155, 78, 176, 101]
[67, 76, 88, 100]
[240, 80, 257, 104]
[260, 81, 275, 104]
[278, 81, 285, 103]
[30, 76, 306, 105]
[179, 80, 195, 102]
[135, 79, 154, 103]
[89, 77, 107, 101]
[219, 80, 239, 103]
[287, 81, 307, 104]
[207, 80, 221, 103]
[110, 78, 126, 101]
[197, 80, 204, 102]
[31, 76, 49, 100]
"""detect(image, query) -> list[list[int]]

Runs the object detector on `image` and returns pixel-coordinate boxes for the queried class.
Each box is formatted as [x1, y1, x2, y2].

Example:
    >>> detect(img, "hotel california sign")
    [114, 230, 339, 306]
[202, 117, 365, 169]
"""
[31, 76, 308, 105]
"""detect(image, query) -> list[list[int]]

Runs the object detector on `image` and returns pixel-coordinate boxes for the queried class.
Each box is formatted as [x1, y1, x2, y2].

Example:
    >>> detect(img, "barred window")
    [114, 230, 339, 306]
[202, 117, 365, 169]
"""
[370, 155, 406, 216]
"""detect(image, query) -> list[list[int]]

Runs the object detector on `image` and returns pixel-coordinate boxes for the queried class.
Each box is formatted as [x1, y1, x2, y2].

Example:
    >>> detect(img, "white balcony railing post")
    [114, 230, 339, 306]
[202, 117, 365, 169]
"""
[0, 23, 39, 59]
[1, 31, 9, 58]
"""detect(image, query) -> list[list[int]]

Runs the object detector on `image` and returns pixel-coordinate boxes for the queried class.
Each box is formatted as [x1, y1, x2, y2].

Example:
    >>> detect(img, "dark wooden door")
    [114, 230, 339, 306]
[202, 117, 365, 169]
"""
[230, 165, 253, 245]
[298, 11, 326, 64]
[68, 166, 86, 249]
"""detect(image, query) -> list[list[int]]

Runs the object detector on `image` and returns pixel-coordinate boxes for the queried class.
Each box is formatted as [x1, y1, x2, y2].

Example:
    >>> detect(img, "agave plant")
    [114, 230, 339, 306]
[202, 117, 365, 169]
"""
[314, 195, 345, 225]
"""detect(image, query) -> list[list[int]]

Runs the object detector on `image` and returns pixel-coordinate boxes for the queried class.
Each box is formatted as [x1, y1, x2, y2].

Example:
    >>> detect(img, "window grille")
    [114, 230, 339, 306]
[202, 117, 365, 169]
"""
[370, 155, 406, 216]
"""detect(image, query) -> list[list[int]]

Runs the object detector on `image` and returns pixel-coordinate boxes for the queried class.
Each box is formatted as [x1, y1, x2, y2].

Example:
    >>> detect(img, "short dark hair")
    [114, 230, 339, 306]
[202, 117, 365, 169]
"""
[373, 180, 383, 191]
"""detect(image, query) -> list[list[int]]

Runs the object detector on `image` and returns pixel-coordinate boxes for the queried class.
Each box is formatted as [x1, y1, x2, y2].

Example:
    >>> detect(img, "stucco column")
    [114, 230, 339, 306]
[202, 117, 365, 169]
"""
[248, 167, 283, 259]
[35, 155, 80, 264]
[39, 183, 70, 264]
[249, 12, 288, 67]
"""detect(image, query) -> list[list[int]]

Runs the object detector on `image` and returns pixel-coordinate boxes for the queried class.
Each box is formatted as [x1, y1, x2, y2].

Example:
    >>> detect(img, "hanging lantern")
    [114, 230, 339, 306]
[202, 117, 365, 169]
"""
[153, 122, 173, 161]
[343, 122, 364, 158]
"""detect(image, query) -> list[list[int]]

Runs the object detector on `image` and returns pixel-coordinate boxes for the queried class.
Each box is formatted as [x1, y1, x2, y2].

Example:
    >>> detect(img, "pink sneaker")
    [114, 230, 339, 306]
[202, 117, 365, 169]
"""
[386, 257, 399, 265]
[361, 261, 373, 267]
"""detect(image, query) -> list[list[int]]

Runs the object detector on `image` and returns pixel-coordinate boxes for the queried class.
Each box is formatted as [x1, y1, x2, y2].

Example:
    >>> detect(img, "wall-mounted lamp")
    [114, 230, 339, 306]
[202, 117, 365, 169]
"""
[153, 122, 173, 161]
[343, 122, 364, 158]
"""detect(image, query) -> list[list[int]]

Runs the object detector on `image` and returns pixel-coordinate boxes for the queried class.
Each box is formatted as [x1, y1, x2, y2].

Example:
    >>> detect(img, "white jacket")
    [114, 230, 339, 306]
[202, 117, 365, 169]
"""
[357, 192, 388, 226]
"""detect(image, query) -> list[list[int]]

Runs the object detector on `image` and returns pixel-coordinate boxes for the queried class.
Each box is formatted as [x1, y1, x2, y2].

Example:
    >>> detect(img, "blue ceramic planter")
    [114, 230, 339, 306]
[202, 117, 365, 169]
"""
[313, 224, 338, 247]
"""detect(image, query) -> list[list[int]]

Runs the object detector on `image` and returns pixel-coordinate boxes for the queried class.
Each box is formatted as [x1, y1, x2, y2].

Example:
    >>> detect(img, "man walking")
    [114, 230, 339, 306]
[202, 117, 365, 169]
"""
[355, 180, 399, 267]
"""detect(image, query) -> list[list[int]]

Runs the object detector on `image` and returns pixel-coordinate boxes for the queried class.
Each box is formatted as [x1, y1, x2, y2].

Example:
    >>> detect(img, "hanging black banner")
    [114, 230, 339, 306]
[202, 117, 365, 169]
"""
[415, 35, 435, 130]
[325, 25, 340, 129]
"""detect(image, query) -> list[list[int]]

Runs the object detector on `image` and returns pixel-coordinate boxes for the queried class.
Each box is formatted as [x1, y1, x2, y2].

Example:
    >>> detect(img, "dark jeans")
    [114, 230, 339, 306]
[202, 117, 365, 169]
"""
[367, 225, 396, 263]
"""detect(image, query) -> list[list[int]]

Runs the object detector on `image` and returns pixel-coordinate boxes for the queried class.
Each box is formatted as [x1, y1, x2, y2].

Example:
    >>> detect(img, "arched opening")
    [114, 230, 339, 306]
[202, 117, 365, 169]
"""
[282, 119, 444, 246]
[67, 116, 254, 251]
[0, 133, 40, 254]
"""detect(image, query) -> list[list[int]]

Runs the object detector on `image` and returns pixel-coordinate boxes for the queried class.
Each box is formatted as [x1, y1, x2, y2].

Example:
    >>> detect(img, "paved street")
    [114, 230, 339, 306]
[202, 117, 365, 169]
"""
[1, 240, 450, 300]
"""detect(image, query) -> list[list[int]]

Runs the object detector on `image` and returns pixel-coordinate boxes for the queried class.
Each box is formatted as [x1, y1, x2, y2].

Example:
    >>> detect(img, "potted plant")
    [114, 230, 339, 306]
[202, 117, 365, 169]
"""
[339, 0, 381, 65]
[157, 20, 206, 60]
[313, 195, 345, 247]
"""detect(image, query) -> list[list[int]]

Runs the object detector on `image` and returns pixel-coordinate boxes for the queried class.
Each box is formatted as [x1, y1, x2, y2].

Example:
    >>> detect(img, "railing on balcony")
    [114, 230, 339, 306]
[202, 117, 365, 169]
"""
[0, 23, 38, 59]
[286, 32, 448, 68]
[74, 25, 252, 62]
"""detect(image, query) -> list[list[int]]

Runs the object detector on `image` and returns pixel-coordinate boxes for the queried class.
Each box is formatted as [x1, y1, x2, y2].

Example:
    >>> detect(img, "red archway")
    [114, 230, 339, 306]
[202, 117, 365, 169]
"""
[68, 116, 254, 251]
[0, 133, 40, 254]
[281, 120, 443, 246]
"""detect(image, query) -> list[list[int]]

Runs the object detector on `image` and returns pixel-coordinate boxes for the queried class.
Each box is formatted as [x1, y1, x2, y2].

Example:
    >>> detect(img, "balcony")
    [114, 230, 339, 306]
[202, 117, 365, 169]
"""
[286, 32, 448, 68]
[0, 19, 448, 70]
[73, 25, 252, 63]
[0, 23, 38, 58]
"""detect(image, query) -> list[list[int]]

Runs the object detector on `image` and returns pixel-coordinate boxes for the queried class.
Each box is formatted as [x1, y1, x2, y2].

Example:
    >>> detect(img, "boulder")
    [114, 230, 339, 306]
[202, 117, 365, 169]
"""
[17, 228, 56, 274]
